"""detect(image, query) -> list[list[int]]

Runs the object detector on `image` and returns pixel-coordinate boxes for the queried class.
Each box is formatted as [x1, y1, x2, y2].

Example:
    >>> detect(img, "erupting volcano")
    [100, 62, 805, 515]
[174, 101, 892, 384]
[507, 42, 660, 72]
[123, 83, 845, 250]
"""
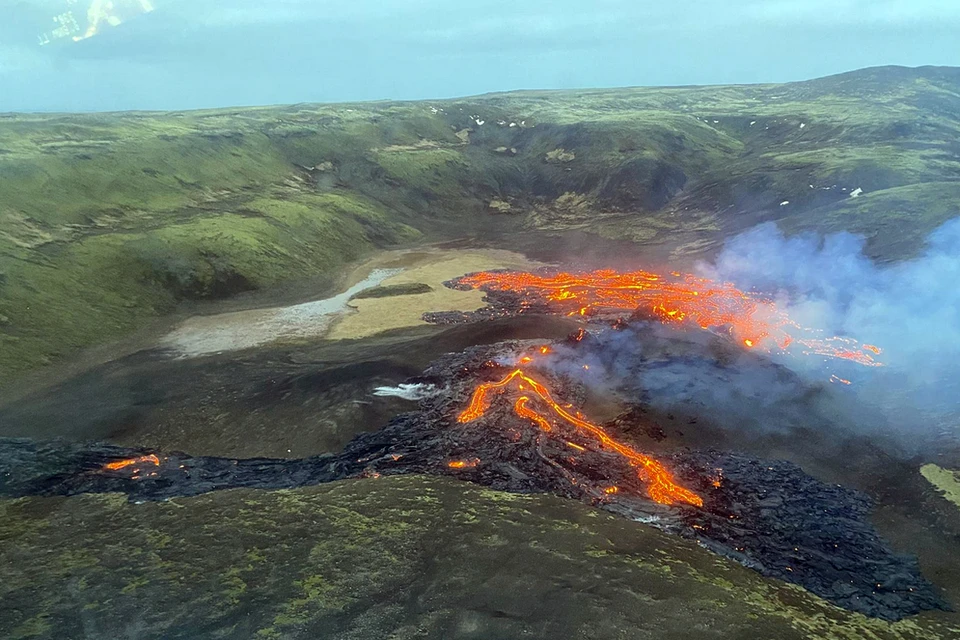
[1, 263, 943, 623]
[445, 269, 883, 367]
[0, 336, 945, 621]
[457, 368, 702, 507]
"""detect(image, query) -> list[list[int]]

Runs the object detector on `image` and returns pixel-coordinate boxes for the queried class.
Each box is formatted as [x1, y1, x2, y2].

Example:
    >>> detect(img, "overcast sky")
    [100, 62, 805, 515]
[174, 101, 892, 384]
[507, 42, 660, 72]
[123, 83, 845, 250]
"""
[1, 0, 958, 112]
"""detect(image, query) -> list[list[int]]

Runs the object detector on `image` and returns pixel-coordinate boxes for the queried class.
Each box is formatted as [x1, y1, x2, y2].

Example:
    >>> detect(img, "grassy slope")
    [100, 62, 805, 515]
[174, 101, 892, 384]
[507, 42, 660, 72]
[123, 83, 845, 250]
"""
[1, 65, 959, 385]
[1, 476, 956, 640]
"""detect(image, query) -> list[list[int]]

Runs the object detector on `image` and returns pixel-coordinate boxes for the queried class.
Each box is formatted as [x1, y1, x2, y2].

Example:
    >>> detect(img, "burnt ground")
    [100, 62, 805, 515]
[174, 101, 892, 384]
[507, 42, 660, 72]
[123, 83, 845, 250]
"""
[0, 341, 949, 621]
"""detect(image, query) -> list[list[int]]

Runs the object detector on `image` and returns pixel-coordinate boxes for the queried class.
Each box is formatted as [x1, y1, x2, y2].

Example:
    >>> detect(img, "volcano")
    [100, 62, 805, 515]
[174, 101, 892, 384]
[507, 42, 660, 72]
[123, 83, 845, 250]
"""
[1, 331, 946, 621]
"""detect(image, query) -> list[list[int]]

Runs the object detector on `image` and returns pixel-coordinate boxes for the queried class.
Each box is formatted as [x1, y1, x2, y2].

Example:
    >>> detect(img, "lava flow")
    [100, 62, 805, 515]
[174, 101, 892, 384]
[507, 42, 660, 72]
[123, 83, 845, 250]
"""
[457, 269, 882, 367]
[102, 454, 160, 472]
[457, 368, 703, 507]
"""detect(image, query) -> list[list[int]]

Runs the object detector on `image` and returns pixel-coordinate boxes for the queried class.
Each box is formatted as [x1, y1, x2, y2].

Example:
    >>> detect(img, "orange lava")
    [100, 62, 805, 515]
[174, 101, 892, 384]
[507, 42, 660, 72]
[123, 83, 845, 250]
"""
[448, 459, 480, 469]
[102, 455, 160, 472]
[458, 269, 882, 367]
[457, 369, 703, 507]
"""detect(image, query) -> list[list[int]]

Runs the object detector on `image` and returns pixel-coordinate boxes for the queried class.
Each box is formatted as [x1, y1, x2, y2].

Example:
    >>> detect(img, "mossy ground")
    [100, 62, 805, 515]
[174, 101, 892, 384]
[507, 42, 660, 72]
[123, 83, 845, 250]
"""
[1, 476, 957, 640]
[2, 65, 959, 385]
[349, 282, 433, 300]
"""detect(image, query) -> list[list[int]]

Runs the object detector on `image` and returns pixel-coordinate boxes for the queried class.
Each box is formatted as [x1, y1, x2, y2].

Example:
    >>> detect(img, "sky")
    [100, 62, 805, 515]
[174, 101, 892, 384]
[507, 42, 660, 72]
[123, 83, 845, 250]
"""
[1, 0, 958, 112]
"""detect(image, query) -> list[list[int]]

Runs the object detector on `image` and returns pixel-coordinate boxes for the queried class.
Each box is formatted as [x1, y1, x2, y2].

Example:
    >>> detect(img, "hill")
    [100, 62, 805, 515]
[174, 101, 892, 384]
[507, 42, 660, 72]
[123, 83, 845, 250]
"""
[1, 65, 959, 386]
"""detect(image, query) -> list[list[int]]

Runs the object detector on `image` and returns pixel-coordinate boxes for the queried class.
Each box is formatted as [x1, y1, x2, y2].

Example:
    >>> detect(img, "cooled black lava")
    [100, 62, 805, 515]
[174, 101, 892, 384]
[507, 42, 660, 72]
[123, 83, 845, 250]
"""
[0, 341, 946, 621]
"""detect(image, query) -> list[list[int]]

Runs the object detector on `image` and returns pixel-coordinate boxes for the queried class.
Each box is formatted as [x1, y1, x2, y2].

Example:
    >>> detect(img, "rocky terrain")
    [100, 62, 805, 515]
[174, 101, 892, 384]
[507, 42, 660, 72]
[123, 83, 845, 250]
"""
[2, 66, 960, 639]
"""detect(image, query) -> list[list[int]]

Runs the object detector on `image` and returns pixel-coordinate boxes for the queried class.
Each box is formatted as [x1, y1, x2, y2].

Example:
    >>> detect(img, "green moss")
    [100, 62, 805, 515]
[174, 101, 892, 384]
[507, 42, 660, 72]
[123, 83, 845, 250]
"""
[2, 67, 960, 385]
[0, 190, 420, 386]
[778, 182, 960, 261]
[0, 477, 956, 639]
[10, 614, 51, 639]
[350, 282, 433, 299]
[920, 464, 960, 509]
[373, 148, 469, 201]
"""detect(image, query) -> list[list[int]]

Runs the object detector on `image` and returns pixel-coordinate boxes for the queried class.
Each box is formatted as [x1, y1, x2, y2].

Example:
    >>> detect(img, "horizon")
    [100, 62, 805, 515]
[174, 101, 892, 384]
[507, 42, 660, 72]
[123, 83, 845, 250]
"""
[2, 1, 959, 113]
[3, 63, 957, 116]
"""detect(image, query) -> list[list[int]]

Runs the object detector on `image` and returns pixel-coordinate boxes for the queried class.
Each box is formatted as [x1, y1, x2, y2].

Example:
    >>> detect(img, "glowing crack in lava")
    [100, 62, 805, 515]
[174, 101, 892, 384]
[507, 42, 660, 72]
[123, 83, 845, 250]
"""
[457, 368, 703, 507]
[102, 455, 160, 472]
[457, 269, 883, 367]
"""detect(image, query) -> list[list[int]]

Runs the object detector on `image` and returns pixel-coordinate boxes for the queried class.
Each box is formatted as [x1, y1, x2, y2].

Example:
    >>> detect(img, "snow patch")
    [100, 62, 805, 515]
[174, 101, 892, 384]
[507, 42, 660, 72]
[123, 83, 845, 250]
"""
[632, 514, 662, 525]
[373, 383, 441, 401]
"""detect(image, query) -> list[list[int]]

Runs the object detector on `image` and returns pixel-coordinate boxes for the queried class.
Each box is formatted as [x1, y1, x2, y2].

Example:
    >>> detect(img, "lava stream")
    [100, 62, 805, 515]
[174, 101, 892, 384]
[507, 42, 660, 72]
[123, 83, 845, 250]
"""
[457, 369, 703, 507]
[458, 269, 882, 366]
[102, 455, 160, 472]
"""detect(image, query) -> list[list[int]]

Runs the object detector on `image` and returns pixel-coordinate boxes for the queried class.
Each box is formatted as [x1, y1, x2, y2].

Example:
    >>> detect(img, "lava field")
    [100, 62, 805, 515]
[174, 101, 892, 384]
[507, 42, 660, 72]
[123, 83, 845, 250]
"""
[0, 340, 946, 620]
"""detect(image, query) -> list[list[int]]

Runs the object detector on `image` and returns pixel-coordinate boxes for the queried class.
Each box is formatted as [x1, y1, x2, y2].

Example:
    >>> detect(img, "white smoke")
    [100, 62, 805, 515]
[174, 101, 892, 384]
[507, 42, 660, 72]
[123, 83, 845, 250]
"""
[538, 219, 960, 446]
[699, 219, 960, 432]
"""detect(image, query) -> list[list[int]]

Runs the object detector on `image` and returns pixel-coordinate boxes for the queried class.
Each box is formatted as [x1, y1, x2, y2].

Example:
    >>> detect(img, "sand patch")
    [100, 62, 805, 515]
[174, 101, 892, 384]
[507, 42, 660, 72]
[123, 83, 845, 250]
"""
[328, 248, 543, 340]
[160, 269, 400, 357]
[159, 247, 542, 357]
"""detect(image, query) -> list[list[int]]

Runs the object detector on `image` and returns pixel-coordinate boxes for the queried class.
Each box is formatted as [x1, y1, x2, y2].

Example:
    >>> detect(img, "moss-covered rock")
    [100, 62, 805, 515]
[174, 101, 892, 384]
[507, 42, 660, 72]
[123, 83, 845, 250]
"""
[921, 464, 960, 510]
[0, 476, 957, 639]
[350, 283, 433, 300]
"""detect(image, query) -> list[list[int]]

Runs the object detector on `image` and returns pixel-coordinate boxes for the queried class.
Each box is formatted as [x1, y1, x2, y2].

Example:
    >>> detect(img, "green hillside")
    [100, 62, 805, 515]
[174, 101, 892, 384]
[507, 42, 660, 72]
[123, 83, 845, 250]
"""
[2, 65, 959, 386]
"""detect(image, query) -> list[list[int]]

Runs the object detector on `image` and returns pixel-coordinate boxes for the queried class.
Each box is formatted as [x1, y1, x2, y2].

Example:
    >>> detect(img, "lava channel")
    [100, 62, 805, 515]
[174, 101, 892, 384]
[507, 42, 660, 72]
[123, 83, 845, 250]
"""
[457, 368, 703, 507]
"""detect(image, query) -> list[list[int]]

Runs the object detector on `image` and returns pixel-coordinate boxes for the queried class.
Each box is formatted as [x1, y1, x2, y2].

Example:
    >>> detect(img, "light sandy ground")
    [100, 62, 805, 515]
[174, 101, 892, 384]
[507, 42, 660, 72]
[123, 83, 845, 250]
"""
[328, 248, 543, 340]
[920, 464, 960, 510]
[158, 247, 543, 357]
[160, 269, 400, 357]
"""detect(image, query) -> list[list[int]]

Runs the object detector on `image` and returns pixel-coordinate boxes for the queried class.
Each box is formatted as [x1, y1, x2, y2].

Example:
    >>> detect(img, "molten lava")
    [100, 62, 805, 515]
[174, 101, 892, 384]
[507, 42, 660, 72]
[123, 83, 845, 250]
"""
[102, 455, 160, 472]
[458, 269, 882, 366]
[448, 459, 480, 469]
[457, 368, 703, 507]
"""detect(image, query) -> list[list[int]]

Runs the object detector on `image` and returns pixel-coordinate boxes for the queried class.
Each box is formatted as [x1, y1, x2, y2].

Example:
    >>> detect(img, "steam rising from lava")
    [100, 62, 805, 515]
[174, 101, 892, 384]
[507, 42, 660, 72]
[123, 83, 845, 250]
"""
[701, 219, 960, 438]
[441, 218, 960, 446]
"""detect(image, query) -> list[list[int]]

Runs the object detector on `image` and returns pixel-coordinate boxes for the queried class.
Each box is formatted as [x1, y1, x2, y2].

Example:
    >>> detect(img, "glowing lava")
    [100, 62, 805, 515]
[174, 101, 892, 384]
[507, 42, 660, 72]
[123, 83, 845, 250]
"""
[458, 269, 882, 367]
[102, 455, 160, 472]
[457, 369, 703, 507]
[448, 459, 480, 469]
